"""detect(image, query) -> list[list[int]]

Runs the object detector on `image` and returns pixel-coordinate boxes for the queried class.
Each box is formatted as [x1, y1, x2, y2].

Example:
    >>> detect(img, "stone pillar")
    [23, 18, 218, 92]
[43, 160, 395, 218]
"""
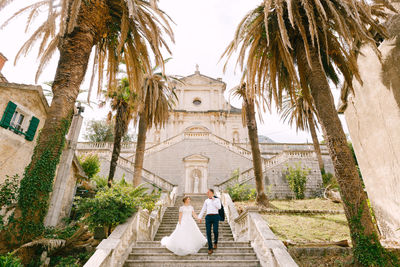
[340, 12, 400, 242]
[45, 112, 84, 226]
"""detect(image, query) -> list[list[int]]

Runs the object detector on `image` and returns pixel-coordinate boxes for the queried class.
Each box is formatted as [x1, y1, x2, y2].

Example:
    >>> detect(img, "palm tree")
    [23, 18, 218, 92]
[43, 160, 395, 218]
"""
[223, 1, 396, 264]
[132, 70, 177, 187]
[232, 83, 269, 207]
[107, 77, 136, 186]
[0, 0, 173, 248]
[281, 91, 325, 173]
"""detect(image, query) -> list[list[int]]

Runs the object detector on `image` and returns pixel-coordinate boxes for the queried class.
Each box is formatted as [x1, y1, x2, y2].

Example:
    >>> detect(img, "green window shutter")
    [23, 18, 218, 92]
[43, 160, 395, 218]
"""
[25, 116, 40, 141]
[0, 101, 17, 129]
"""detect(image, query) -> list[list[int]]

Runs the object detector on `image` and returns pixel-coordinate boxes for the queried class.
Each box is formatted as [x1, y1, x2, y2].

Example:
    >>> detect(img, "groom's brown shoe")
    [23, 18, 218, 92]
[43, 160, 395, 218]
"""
[213, 243, 217, 249]
[208, 249, 213, 255]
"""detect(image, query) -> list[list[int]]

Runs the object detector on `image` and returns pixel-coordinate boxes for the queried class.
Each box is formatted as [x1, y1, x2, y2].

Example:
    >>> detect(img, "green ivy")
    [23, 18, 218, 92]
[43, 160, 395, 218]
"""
[349, 203, 399, 266]
[6, 118, 71, 244]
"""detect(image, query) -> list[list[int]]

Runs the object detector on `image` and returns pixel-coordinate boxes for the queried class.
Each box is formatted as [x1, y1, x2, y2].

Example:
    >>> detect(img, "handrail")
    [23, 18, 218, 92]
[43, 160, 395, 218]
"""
[217, 150, 316, 190]
[220, 193, 298, 267]
[80, 149, 176, 192]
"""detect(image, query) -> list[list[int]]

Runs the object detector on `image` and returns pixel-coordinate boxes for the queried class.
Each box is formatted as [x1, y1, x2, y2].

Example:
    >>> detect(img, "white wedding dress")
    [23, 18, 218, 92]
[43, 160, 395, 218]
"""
[161, 205, 207, 256]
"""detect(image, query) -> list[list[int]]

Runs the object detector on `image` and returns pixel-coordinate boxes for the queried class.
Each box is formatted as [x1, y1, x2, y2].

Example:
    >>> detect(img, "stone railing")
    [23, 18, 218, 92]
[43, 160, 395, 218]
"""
[142, 168, 176, 192]
[144, 133, 185, 155]
[219, 192, 298, 267]
[78, 149, 175, 192]
[77, 141, 142, 152]
[237, 143, 329, 155]
[84, 188, 177, 267]
[217, 150, 316, 191]
[217, 167, 254, 190]
[78, 130, 254, 161]
[208, 133, 252, 160]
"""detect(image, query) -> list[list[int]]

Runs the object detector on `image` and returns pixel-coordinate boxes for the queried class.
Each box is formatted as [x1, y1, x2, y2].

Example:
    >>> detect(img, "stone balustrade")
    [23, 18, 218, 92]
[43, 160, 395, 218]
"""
[217, 150, 317, 191]
[78, 149, 175, 192]
[219, 192, 298, 267]
[84, 188, 177, 267]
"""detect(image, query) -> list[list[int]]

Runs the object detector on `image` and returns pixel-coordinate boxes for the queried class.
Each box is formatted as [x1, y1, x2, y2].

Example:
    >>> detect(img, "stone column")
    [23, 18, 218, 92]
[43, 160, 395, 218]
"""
[340, 14, 400, 242]
[45, 112, 84, 226]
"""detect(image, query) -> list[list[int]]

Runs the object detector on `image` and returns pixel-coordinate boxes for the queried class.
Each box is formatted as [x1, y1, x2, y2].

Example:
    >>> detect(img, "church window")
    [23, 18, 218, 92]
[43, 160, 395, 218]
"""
[193, 98, 201, 106]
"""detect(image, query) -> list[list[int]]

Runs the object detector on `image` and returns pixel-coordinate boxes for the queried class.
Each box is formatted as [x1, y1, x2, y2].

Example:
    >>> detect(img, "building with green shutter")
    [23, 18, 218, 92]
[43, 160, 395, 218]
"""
[0, 80, 49, 183]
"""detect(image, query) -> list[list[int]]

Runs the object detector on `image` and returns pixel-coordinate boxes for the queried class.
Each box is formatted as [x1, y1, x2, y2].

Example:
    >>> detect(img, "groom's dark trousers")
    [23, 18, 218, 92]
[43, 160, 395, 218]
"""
[205, 214, 220, 250]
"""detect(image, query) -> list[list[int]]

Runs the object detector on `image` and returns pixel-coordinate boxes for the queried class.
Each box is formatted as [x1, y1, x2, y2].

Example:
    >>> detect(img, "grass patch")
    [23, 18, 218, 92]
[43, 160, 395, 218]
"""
[271, 198, 344, 211]
[234, 198, 344, 213]
[263, 213, 351, 243]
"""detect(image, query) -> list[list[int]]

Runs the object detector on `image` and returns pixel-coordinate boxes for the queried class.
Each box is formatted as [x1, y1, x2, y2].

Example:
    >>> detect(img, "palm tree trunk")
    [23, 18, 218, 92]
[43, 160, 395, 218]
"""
[297, 44, 379, 255]
[244, 96, 269, 207]
[108, 104, 129, 186]
[0, 3, 108, 251]
[307, 112, 325, 173]
[133, 112, 148, 187]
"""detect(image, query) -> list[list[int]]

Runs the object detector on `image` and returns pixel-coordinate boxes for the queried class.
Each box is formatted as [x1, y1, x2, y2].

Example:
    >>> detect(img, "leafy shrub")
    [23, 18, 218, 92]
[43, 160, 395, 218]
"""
[0, 253, 22, 267]
[91, 175, 108, 190]
[75, 184, 159, 230]
[227, 183, 256, 202]
[78, 154, 100, 178]
[285, 163, 310, 199]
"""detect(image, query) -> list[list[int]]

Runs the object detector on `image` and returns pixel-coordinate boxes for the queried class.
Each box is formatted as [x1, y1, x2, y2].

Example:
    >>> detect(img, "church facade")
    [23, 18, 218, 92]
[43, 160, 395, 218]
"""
[78, 69, 332, 197]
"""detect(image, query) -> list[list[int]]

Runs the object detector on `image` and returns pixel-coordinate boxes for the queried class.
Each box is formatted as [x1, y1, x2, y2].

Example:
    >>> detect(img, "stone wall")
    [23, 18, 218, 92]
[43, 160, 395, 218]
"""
[143, 138, 253, 194]
[234, 153, 323, 199]
[341, 9, 400, 241]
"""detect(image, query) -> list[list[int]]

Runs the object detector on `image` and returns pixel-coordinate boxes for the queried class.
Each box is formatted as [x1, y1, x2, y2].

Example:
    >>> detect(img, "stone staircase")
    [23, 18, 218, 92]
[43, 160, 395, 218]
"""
[124, 194, 261, 266]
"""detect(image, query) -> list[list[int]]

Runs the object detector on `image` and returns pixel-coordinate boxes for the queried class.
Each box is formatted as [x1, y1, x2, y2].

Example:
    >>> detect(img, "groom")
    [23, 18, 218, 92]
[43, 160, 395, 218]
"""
[198, 189, 221, 255]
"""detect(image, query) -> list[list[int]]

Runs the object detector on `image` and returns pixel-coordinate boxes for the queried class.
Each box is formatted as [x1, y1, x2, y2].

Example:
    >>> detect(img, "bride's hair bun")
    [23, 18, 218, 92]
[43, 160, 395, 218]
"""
[182, 196, 190, 203]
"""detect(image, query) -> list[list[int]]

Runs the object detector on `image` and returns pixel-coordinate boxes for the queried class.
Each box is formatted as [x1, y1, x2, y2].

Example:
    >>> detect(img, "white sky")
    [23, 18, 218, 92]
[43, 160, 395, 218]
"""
[0, 0, 349, 143]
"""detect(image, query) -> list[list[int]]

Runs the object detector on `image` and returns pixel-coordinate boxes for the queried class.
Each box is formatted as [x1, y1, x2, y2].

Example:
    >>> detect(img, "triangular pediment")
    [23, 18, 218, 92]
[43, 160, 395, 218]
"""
[179, 73, 225, 86]
[183, 154, 210, 162]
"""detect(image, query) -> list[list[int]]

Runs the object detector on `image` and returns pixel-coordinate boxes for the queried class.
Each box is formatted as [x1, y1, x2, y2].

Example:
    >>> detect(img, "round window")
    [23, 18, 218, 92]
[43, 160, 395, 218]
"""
[193, 99, 201, 106]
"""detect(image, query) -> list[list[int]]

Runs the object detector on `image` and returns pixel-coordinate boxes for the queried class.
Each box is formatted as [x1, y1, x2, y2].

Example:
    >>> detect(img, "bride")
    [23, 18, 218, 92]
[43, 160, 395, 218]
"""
[161, 196, 207, 255]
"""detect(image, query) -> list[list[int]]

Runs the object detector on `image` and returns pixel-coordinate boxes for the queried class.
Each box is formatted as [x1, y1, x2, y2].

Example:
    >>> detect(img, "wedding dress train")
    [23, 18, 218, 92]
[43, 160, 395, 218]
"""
[161, 205, 207, 256]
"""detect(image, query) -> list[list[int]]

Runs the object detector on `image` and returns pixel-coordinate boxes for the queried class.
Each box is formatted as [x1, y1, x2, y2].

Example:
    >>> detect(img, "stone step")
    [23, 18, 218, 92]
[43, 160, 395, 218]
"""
[136, 241, 251, 248]
[154, 236, 233, 240]
[155, 228, 232, 233]
[157, 226, 231, 231]
[159, 222, 229, 226]
[130, 247, 255, 254]
[154, 238, 235, 242]
[154, 234, 234, 240]
[155, 230, 233, 236]
[128, 253, 258, 261]
[124, 259, 260, 267]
